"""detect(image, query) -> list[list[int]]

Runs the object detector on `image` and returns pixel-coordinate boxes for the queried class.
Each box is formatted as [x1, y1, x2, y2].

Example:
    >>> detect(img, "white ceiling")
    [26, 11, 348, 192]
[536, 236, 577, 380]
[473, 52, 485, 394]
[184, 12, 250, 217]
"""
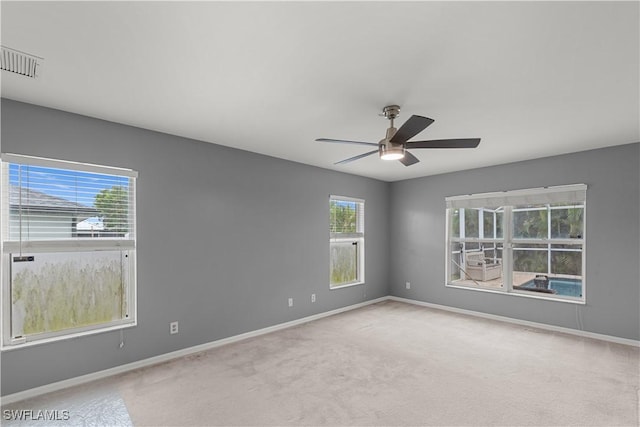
[1, 1, 638, 182]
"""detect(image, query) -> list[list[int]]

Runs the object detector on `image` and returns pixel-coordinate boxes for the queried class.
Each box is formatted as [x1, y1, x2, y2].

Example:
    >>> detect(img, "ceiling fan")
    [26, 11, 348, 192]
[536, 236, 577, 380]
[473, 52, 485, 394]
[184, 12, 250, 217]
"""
[316, 105, 480, 166]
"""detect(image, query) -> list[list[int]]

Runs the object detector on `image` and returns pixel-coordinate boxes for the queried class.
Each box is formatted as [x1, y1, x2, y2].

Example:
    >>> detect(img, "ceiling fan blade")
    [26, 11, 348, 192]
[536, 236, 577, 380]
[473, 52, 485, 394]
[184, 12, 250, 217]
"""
[389, 115, 434, 143]
[316, 138, 378, 147]
[407, 138, 481, 149]
[335, 149, 379, 165]
[399, 151, 420, 166]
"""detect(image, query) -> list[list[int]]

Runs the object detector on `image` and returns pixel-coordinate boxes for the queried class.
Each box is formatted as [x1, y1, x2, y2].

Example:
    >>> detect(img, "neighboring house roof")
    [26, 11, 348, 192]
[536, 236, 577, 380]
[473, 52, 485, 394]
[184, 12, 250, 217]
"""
[9, 184, 98, 218]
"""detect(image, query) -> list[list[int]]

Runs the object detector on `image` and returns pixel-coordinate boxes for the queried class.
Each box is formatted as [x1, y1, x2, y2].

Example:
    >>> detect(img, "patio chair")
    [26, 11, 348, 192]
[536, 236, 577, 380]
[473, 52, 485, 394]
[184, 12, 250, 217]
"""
[465, 251, 502, 282]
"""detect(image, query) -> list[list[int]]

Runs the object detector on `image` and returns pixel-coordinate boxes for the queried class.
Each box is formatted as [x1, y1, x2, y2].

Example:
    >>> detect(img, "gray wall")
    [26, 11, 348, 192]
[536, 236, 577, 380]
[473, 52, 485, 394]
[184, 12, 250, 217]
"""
[0, 99, 390, 396]
[389, 143, 640, 341]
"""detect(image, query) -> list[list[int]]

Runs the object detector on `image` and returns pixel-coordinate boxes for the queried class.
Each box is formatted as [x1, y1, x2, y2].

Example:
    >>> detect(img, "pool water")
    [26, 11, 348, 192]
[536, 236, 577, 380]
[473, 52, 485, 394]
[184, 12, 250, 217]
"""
[520, 278, 582, 297]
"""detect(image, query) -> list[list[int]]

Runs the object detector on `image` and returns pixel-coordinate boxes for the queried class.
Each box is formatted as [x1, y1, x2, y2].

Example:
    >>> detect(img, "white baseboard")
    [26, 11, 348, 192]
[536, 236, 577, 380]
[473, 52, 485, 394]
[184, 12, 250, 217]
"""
[1, 297, 387, 405]
[389, 296, 640, 348]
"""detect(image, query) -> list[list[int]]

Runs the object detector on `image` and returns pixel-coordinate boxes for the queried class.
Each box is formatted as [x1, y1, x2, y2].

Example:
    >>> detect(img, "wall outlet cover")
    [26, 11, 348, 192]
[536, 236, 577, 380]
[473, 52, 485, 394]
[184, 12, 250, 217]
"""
[170, 321, 179, 334]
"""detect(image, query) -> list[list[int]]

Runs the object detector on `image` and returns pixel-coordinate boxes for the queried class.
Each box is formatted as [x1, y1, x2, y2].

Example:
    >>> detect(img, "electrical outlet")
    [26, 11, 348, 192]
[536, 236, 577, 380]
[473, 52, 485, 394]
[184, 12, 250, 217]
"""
[170, 321, 179, 335]
[311, 294, 316, 303]
[288, 298, 293, 307]
[406, 282, 411, 289]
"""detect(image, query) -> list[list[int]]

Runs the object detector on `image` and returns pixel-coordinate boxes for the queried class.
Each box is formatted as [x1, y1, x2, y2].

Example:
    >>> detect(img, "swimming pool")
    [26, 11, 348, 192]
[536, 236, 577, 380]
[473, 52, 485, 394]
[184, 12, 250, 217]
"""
[520, 278, 582, 297]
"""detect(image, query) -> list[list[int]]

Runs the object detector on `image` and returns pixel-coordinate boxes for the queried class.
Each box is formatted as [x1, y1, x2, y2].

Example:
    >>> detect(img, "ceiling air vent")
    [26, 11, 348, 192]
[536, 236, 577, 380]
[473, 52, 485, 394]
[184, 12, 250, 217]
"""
[1, 46, 43, 78]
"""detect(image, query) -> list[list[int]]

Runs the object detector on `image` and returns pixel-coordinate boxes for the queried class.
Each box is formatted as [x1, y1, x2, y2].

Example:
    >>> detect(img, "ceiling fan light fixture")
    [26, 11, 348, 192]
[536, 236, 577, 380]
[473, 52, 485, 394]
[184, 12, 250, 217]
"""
[379, 143, 405, 161]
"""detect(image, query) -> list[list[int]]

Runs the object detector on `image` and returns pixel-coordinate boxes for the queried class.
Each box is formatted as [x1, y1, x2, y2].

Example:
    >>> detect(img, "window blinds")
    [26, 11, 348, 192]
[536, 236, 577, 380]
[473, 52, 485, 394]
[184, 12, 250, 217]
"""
[330, 195, 364, 238]
[2, 154, 137, 243]
[445, 184, 587, 210]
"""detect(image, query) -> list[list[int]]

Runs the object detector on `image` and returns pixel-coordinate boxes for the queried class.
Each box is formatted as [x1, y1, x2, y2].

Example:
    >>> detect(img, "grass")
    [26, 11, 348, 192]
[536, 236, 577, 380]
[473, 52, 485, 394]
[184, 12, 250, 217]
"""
[12, 254, 124, 337]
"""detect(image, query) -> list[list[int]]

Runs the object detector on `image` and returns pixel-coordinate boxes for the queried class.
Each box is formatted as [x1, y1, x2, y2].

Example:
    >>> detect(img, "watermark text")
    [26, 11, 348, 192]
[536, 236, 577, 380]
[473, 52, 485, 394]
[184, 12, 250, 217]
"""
[3, 409, 70, 422]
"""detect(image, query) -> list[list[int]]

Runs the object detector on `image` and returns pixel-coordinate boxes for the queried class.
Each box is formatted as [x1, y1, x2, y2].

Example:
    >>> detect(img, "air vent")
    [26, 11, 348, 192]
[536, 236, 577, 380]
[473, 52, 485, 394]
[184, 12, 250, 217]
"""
[1, 46, 43, 78]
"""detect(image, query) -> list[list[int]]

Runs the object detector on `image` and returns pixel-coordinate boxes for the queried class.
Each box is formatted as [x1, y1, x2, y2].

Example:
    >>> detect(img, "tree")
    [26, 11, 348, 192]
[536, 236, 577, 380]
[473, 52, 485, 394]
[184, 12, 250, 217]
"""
[464, 208, 479, 238]
[94, 185, 129, 235]
[514, 208, 547, 238]
[330, 201, 357, 233]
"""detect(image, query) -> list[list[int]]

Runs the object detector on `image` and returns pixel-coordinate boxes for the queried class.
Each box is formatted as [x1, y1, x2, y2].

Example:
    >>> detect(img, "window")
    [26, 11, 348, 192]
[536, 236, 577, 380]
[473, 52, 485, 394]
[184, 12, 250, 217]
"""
[1, 154, 137, 347]
[446, 184, 586, 302]
[329, 195, 364, 288]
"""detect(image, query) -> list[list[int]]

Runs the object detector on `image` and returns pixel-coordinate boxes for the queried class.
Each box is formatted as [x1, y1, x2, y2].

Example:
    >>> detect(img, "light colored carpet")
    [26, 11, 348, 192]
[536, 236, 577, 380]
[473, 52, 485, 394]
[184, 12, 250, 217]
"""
[3, 300, 639, 426]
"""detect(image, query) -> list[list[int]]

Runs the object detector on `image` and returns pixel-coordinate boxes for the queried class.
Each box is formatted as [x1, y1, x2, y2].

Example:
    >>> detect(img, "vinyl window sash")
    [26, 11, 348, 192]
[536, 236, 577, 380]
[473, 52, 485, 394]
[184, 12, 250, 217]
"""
[329, 195, 365, 289]
[1, 154, 138, 349]
[329, 238, 364, 288]
[2, 153, 137, 247]
[445, 187, 586, 303]
[3, 239, 135, 253]
[2, 247, 136, 348]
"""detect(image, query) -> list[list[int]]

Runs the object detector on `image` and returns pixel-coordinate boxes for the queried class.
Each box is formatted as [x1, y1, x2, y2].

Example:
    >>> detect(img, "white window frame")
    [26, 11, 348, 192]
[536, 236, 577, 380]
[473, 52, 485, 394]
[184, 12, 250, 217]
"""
[329, 195, 365, 289]
[445, 184, 586, 304]
[1, 154, 137, 349]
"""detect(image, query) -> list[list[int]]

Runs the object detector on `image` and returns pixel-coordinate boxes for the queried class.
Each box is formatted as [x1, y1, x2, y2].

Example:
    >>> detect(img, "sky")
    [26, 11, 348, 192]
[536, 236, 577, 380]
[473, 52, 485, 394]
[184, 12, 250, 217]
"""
[9, 163, 128, 208]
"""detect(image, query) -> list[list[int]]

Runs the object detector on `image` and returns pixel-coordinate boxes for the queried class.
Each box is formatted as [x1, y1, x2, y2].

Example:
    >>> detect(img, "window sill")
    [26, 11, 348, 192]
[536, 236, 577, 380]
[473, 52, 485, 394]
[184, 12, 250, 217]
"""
[1, 321, 137, 352]
[330, 281, 365, 290]
[446, 283, 585, 305]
